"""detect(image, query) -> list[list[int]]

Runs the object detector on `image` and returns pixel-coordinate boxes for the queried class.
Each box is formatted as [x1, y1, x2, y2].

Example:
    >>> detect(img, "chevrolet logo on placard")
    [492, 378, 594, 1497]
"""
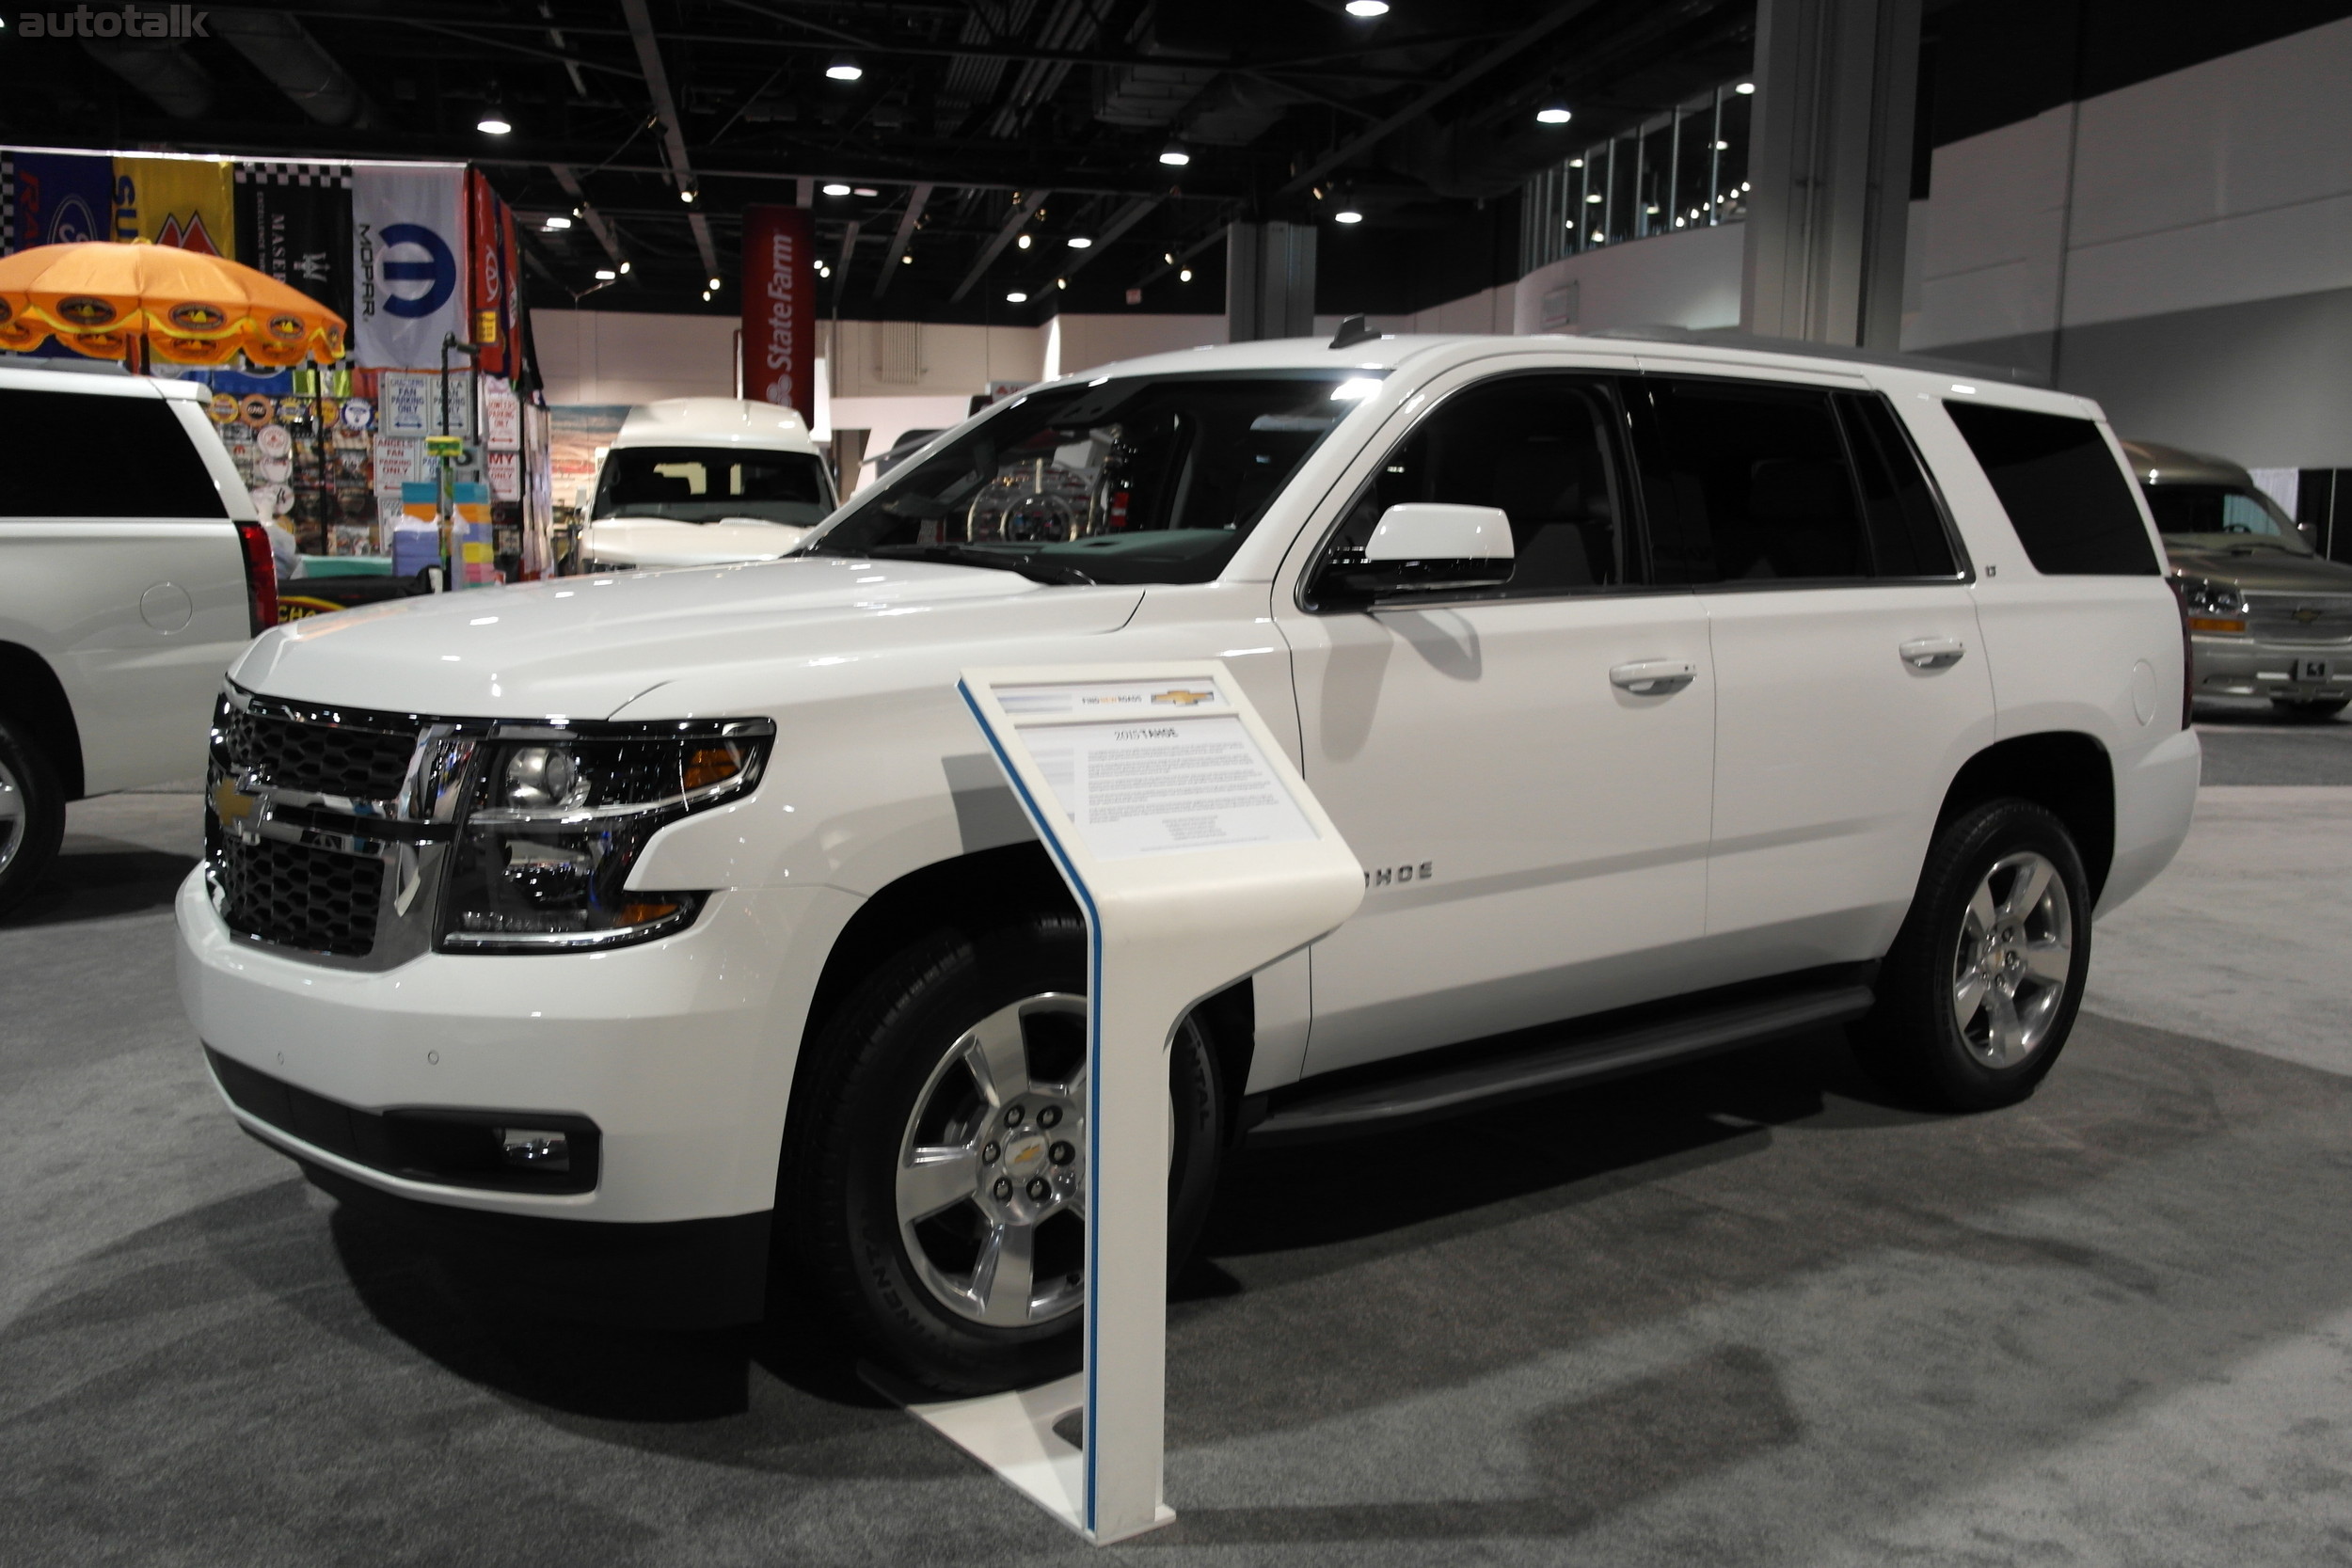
[1151, 689, 1216, 706]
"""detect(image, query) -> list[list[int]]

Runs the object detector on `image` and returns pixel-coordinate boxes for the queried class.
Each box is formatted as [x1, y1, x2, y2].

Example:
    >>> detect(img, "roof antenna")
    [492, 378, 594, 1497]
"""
[1328, 314, 1383, 350]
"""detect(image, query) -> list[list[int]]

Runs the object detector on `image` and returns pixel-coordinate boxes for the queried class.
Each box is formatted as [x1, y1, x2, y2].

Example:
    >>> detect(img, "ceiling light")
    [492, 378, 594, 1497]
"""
[901, 253, 913, 264]
[1163, 251, 1175, 264]
[707, 276, 722, 290]
[1586, 192, 1602, 203]
[1344, 0, 1389, 14]
[1056, 277, 1067, 290]
[1067, 236, 1092, 248]
[852, 187, 878, 198]
[594, 268, 616, 281]
[1007, 291, 1028, 303]
[1179, 268, 1192, 282]
[1334, 206, 1363, 224]
[680, 187, 697, 204]
[1590, 230, 1603, 243]
[821, 182, 850, 197]
[1735, 81, 1756, 94]
[826, 55, 863, 81]
[1536, 103, 1572, 126]
[618, 261, 631, 275]
[700, 290, 711, 301]
[1159, 143, 1190, 166]
[477, 111, 513, 135]
[1017, 233, 1032, 250]
[1568, 158, 1583, 168]
[542, 215, 572, 230]
[1716, 140, 1731, 150]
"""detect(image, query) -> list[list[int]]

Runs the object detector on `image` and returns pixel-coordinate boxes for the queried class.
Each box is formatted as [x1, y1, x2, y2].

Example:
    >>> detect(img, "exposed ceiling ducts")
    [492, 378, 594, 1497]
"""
[210, 8, 371, 128]
[81, 40, 214, 120]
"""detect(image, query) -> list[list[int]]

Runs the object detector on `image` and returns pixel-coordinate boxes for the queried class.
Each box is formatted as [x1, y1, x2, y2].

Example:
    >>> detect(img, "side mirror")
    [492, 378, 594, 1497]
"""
[1363, 503, 1517, 567]
[1313, 503, 1516, 607]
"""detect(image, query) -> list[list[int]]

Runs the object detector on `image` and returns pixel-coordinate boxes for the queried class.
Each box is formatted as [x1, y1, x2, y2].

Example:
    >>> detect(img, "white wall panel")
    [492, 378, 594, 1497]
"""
[1505, 223, 1745, 337]
[1905, 109, 2071, 351]
[2065, 189, 2352, 328]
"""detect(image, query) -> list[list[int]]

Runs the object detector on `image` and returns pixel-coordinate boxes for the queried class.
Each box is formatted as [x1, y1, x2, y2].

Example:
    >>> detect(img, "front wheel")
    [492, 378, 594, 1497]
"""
[0, 717, 66, 921]
[2271, 696, 2349, 721]
[1855, 800, 2090, 1112]
[791, 914, 1224, 1394]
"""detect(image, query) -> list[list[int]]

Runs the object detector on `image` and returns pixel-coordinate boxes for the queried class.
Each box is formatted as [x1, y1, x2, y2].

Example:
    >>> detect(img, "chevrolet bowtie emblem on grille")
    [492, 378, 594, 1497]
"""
[2295, 607, 2324, 624]
[1151, 689, 1216, 705]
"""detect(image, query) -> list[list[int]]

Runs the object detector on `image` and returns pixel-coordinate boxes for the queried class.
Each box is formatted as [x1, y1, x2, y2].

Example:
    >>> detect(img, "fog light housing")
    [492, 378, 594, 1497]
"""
[500, 1128, 572, 1171]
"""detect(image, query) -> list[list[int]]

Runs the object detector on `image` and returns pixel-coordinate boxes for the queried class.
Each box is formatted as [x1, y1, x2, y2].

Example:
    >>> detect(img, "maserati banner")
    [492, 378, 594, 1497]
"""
[351, 164, 467, 369]
[741, 203, 814, 420]
[234, 163, 353, 323]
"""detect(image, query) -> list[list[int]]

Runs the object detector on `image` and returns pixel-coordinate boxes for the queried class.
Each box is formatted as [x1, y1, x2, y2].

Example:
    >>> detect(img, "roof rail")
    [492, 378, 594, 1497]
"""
[1580, 325, 2048, 387]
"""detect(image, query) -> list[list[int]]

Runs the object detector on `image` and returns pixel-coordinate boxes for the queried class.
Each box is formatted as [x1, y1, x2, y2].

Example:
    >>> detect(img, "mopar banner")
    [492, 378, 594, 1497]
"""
[113, 156, 234, 255]
[740, 203, 814, 420]
[352, 165, 467, 369]
[4, 150, 114, 252]
[234, 163, 353, 323]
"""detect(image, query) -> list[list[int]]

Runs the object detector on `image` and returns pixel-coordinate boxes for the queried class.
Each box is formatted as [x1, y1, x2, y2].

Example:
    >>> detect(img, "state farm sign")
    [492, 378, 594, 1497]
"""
[741, 205, 814, 421]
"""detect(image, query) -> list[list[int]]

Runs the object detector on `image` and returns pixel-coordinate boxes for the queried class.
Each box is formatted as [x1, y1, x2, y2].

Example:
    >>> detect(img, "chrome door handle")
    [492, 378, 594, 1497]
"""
[1610, 658, 1697, 695]
[1900, 637, 1966, 671]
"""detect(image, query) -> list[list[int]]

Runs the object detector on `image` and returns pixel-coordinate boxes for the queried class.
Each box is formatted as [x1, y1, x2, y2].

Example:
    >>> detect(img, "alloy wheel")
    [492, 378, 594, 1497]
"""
[895, 991, 1090, 1328]
[1950, 849, 2074, 1068]
[0, 753, 24, 879]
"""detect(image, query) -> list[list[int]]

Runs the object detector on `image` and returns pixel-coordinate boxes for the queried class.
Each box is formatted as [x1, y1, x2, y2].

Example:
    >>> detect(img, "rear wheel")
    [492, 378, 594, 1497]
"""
[792, 914, 1224, 1393]
[2271, 696, 2349, 721]
[1855, 800, 2090, 1111]
[0, 718, 66, 920]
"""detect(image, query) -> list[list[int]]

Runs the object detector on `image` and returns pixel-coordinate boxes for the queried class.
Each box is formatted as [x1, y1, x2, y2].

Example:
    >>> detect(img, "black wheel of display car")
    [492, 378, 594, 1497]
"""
[0, 718, 66, 921]
[2271, 696, 2350, 721]
[1854, 799, 2090, 1112]
[793, 913, 1223, 1394]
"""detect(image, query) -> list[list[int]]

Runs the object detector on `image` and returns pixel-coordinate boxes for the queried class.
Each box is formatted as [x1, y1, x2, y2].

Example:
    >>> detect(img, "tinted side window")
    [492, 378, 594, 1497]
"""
[1942, 402, 2158, 576]
[1837, 392, 1960, 578]
[0, 388, 225, 518]
[1322, 373, 1634, 596]
[1644, 377, 1868, 585]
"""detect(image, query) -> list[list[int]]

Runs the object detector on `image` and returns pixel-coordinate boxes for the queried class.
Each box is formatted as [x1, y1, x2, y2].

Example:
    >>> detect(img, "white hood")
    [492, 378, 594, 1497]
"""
[579, 515, 812, 567]
[230, 556, 1143, 719]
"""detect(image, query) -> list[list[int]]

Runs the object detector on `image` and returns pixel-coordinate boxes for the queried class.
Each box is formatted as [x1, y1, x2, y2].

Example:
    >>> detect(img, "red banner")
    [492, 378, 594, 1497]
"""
[741, 204, 814, 420]
[467, 168, 522, 379]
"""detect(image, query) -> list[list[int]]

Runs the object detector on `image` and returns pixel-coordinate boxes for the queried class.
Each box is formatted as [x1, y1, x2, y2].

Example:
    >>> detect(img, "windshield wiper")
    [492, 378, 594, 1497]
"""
[861, 542, 1096, 586]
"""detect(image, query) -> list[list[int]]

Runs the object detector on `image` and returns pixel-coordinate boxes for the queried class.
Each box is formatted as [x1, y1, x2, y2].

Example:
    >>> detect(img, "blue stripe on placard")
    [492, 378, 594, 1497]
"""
[956, 679, 1106, 1534]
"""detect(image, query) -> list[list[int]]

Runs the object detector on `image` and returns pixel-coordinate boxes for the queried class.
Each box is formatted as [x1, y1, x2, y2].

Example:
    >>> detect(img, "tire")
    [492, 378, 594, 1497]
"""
[790, 913, 1225, 1394]
[0, 717, 66, 921]
[1854, 800, 2090, 1112]
[2271, 696, 2349, 721]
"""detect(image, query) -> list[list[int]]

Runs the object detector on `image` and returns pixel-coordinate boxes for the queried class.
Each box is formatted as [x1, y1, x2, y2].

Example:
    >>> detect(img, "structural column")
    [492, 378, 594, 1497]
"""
[1740, 0, 1923, 350]
[1226, 221, 1318, 343]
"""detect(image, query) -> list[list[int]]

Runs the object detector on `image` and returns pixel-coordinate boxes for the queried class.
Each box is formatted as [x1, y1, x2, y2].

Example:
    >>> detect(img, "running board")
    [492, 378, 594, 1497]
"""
[1245, 981, 1875, 1148]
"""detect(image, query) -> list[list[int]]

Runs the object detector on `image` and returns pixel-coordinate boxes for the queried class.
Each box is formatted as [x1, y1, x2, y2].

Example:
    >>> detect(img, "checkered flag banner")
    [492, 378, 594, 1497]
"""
[1, 150, 15, 254]
[235, 162, 354, 189]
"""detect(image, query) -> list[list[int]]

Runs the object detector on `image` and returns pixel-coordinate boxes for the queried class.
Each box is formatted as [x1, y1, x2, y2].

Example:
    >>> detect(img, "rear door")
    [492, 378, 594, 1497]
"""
[1631, 369, 1998, 977]
[1277, 362, 1716, 1073]
[0, 377, 250, 792]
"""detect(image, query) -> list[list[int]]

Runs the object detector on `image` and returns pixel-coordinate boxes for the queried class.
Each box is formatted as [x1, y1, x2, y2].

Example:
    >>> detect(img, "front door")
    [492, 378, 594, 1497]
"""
[1276, 367, 1718, 1075]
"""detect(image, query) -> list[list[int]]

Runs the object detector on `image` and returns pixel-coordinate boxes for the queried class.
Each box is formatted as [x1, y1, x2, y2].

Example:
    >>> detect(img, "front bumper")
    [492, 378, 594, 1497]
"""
[2193, 635, 2352, 702]
[178, 867, 857, 1226]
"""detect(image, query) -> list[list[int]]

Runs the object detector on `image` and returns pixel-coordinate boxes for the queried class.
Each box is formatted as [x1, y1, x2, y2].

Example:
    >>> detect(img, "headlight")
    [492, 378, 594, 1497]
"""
[2174, 573, 2247, 634]
[435, 720, 773, 953]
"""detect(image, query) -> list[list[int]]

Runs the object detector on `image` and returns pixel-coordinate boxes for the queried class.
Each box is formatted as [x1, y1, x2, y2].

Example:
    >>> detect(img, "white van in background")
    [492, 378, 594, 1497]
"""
[576, 398, 836, 571]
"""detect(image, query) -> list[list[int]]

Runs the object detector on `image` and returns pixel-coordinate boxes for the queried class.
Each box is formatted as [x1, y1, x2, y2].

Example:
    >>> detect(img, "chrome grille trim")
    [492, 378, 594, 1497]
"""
[2245, 592, 2352, 646]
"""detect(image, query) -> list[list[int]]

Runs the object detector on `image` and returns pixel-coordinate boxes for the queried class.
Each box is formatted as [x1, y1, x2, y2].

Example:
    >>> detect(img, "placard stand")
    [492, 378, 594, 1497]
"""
[907, 662, 1363, 1545]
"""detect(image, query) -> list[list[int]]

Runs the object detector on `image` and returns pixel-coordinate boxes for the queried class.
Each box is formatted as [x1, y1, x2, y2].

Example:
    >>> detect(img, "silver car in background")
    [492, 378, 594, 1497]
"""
[2127, 439, 2352, 721]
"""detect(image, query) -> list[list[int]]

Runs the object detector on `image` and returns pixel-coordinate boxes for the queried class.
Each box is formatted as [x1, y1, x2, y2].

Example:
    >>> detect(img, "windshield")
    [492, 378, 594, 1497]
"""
[2143, 482, 2311, 554]
[594, 445, 833, 527]
[803, 371, 1386, 585]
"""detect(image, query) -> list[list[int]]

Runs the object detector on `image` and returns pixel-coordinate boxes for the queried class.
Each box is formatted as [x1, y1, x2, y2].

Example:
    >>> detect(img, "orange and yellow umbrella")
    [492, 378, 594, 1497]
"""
[0, 241, 345, 369]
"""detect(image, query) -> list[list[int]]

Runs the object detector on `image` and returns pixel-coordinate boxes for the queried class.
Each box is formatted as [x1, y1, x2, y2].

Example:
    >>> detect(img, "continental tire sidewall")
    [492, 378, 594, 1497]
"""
[1867, 800, 2091, 1112]
[0, 716, 66, 920]
[795, 915, 1223, 1395]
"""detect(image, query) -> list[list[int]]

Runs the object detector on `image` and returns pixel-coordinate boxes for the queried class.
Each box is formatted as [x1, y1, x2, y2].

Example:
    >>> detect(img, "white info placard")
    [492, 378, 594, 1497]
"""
[915, 663, 1363, 1546]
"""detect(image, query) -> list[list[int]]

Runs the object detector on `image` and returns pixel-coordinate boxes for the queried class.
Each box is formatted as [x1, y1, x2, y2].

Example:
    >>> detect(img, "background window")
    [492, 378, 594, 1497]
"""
[1943, 403, 2159, 576]
[1644, 378, 1869, 584]
[0, 389, 223, 519]
[1322, 374, 1632, 597]
[1837, 393, 1961, 578]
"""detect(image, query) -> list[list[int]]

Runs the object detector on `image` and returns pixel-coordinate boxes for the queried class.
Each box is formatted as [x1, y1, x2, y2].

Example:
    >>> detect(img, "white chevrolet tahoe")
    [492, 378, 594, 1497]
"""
[1, 361, 272, 915]
[179, 331, 2199, 1391]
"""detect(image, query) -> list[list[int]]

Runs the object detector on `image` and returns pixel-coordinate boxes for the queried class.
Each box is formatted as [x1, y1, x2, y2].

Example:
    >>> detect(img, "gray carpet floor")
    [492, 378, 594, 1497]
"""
[7, 785, 2352, 1566]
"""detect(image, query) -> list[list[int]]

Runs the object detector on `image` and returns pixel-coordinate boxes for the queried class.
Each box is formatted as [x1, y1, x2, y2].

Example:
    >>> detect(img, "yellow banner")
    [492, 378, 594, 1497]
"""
[113, 156, 234, 259]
